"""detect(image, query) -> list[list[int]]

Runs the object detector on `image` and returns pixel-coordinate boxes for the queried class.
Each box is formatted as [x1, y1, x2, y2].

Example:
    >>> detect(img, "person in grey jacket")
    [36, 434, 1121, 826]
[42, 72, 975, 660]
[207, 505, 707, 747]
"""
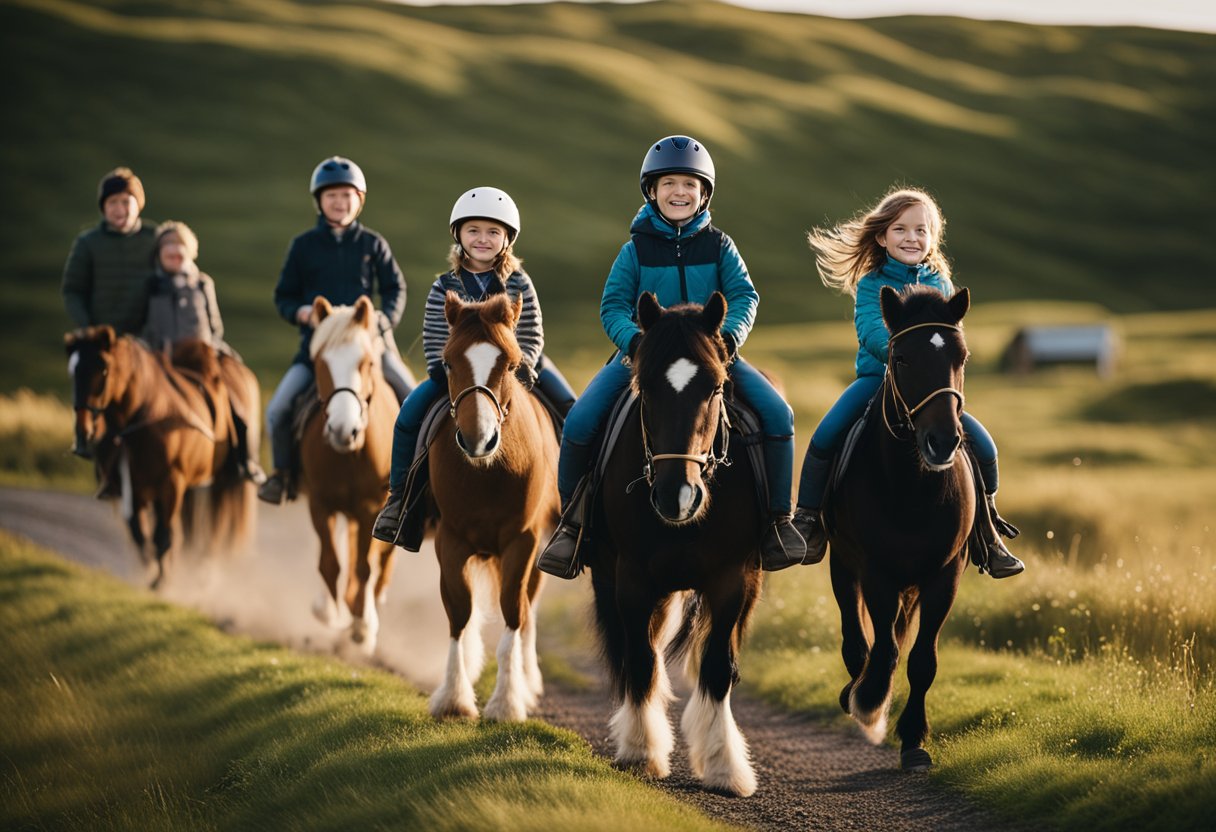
[142, 221, 265, 485]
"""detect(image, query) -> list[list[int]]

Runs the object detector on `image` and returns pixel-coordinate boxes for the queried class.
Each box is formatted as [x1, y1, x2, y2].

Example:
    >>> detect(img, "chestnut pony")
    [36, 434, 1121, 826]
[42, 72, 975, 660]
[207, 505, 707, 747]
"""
[590, 292, 763, 796]
[299, 296, 400, 655]
[66, 326, 254, 587]
[426, 292, 559, 722]
[827, 285, 974, 771]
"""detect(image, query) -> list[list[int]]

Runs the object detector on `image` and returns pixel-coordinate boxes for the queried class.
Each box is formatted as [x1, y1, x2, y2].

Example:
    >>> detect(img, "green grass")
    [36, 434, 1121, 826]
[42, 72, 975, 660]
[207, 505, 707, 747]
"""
[0, 531, 735, 832]
[2, 0, 1215, 395]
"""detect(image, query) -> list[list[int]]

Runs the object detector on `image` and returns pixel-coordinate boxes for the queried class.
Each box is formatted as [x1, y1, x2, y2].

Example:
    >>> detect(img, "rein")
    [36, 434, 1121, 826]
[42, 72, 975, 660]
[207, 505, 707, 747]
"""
[627, 384, 731, 493]
[881, 321, 965, 439]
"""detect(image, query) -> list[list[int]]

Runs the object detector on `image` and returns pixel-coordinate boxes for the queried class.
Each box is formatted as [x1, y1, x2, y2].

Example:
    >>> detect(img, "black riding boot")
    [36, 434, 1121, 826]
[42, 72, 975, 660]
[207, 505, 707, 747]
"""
[792, 507, 828, 565]
[537, 510, 583, 579]
[760, 513, 807, 571]
[982, 492, 1025, 579]
[257, 471, 288, 505]
[372, 488, 406, 544]
[791, 449, 833, 565]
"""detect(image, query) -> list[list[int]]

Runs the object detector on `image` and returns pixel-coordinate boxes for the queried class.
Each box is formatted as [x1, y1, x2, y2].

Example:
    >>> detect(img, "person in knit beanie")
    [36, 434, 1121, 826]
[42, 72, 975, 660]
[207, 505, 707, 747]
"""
[62, 166, 157, 335]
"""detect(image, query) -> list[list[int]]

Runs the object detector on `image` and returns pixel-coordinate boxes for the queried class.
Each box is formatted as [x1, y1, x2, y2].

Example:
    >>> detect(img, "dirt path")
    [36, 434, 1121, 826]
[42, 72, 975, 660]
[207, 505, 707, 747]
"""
[0, 486, 1022, 831]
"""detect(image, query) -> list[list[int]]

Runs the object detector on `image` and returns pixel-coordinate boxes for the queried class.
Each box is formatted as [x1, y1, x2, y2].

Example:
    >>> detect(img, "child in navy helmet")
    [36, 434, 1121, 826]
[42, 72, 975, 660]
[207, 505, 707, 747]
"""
[371, 186, 576, 548]
[259, 156, 414, 505]
[538, 135, 806, 576]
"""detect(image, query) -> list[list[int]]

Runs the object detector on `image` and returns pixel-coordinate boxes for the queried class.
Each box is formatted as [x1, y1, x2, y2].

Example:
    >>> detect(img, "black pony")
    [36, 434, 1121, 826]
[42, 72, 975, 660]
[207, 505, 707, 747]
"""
[827, 284, 975, 771]
[588, 291, 763, 797]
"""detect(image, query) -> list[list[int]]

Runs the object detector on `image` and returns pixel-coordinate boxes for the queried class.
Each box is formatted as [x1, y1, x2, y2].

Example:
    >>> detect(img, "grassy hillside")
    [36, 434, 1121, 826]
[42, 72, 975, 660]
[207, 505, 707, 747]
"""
[2, 0, 1213, 394]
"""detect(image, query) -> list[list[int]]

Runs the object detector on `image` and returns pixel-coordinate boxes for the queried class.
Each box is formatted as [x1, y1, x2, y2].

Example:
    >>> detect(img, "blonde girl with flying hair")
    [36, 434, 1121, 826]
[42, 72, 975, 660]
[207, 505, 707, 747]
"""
[791, 187, 1024, 578]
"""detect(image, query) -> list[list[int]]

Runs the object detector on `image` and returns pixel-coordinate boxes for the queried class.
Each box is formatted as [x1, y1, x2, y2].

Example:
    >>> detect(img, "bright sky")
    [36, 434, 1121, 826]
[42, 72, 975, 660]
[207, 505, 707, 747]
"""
[394, 0, 1216, 34]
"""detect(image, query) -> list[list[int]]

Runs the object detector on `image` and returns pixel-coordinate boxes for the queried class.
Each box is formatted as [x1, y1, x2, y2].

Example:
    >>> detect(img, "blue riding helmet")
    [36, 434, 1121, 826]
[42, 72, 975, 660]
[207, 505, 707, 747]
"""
[639, 135, 715, 206]
[310, 156, 367, 197]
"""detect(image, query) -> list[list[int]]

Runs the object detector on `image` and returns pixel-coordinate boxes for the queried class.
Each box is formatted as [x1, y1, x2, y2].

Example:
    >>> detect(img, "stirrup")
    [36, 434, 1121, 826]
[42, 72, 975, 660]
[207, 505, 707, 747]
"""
[537, 523, 583, 579]
[372, 490, 406, 544]
[760, 515, 806, 572]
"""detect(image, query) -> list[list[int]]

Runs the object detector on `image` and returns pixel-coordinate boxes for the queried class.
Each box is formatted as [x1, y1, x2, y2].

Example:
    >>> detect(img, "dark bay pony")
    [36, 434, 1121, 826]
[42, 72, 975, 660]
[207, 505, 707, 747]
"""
[427, 292, 559, 722]
[299, 296, 399, 655]
[590, 291, 762, 796]
[66, 326, 252, 587]
[827, 284, 974, 771]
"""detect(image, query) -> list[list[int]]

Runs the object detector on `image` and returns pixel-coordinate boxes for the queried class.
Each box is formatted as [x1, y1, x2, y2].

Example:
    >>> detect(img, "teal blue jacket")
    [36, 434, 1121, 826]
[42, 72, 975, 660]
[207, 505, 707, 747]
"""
[600, 204, 758, 354]
[854, 256, 955, 378]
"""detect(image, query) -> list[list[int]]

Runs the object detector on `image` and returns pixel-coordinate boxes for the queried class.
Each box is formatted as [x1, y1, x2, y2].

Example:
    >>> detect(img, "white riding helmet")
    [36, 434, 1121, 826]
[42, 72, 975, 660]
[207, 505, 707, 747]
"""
[449, 187, 521, 244]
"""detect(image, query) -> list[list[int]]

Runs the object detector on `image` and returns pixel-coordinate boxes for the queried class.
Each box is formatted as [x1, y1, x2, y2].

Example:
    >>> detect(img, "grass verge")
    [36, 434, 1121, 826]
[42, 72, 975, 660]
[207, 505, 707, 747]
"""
[0, 532, 734, 832]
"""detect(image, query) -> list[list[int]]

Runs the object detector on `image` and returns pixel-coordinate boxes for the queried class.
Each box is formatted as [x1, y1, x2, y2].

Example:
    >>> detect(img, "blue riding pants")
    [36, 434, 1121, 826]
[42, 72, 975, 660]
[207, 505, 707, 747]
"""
[265, 362, 314, 472]
[558, 353, 795, 513]
[796, 374, 1000, 508]
[388, 360, 577, 492]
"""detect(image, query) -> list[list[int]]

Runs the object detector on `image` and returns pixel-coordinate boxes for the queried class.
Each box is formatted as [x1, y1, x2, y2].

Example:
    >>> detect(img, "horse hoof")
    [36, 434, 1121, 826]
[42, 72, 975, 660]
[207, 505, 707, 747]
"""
[901, 747, 933, 771]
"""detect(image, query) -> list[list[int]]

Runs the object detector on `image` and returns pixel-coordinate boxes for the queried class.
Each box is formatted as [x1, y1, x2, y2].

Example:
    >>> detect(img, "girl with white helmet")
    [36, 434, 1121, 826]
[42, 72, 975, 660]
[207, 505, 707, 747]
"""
[372, 187, 576, 548]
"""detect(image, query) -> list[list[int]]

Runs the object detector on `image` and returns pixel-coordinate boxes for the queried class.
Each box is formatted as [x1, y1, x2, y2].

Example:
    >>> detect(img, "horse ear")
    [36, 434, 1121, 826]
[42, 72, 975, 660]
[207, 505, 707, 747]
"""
[444, 291, 465, 326]
[353, 295, 375, 329]
[947, 287, 970, 323]
[879, 285, 902, 332]
[637, 292, 662, 332]
[313, 296, 332, 325]
[64, 331, 78, 354]
[701, 291, 727, 333]
[98, 325, 115, 350]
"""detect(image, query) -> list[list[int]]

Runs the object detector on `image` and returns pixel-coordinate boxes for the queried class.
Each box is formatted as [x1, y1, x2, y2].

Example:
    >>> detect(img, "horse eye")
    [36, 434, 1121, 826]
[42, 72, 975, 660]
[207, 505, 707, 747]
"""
[441, 361, 451, 370]
[893, 355, 908, 367]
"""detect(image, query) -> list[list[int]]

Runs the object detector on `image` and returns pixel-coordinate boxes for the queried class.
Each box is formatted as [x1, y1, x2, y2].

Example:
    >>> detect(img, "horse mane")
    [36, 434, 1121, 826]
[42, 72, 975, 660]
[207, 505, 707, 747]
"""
[309, 304, 383, 362]
[893, 284, 964, 330]
[634, 303, 729, 393]
[447, 294, 523, 367]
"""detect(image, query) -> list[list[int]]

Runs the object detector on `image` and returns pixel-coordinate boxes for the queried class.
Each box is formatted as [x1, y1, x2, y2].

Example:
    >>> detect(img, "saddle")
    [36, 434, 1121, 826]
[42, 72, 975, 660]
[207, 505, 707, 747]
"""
[392, 388, 567, 552]
[560, 385, 769, 564]
[819, 388, 1007, 573]
[275, 379, 323, 502]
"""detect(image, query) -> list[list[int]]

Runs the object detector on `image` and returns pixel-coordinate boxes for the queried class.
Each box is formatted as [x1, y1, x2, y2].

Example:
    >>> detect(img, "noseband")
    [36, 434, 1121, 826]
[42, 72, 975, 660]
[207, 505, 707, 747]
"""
[449, 383, 509, 426]
[326, 382, 372, 432]
[882, 321, 966, 439]
[629, 384, 731, 492]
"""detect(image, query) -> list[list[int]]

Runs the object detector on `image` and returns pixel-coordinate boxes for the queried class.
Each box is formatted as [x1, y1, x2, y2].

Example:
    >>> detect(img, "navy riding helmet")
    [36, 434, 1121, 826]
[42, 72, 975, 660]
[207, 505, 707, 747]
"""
[310, 156, 367, 197]
[639, 135, 716, 207]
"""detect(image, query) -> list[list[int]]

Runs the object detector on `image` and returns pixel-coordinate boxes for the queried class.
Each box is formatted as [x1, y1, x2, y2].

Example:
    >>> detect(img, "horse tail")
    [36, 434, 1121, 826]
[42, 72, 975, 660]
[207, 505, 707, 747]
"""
[665, 591, 712, 681]
[895, 587, 921, 653]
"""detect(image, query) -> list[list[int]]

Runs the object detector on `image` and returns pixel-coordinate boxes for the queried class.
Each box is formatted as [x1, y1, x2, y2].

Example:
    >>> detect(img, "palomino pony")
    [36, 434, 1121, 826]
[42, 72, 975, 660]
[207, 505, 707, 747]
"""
[66, 326, 253, 587]
[826, 284, 975, 771]
[299, 295, 400, 655]
[427, 292, 559, 722]
[589, 291, 763, 796]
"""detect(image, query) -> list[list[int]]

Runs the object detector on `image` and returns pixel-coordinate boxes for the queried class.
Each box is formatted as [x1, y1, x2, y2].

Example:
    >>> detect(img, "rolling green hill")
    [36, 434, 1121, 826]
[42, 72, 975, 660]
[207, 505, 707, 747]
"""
[2, 0, 1213, 393]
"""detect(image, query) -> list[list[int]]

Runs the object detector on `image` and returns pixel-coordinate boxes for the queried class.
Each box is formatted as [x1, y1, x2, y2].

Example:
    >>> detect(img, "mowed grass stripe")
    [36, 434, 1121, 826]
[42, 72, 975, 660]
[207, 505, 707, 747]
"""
[0, 532, 735, 832]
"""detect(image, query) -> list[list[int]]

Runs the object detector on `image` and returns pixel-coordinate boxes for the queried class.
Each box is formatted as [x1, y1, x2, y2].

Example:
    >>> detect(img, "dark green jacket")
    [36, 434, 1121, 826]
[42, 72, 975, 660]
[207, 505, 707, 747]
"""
[61, 219, 158, 335]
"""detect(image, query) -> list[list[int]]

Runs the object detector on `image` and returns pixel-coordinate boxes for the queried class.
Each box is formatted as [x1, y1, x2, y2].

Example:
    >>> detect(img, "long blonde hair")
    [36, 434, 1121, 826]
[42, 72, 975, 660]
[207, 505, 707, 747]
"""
[807, 187, 951, 297]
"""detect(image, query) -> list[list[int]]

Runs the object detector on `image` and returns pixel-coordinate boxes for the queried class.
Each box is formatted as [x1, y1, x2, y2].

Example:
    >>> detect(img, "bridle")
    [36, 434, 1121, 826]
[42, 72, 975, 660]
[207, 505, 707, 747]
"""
[324, 362, 375, 434]
[881, 321, 965, 439]
[448, 382, 509, 426]
[629, 383, 731, 492]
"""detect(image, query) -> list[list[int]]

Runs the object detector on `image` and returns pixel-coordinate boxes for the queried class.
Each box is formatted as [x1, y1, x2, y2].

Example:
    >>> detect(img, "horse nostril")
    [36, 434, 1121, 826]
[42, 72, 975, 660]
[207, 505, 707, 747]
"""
[455, 429, 468, 453]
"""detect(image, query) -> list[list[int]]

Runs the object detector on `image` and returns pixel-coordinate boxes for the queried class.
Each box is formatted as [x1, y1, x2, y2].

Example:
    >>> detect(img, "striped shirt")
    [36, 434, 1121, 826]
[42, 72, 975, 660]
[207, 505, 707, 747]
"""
[422, 269, 544, 378]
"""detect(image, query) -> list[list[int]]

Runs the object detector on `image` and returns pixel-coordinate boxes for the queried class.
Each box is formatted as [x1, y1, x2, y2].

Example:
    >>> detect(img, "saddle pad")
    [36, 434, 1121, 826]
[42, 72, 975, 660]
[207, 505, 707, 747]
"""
[290, 380, 321, 443]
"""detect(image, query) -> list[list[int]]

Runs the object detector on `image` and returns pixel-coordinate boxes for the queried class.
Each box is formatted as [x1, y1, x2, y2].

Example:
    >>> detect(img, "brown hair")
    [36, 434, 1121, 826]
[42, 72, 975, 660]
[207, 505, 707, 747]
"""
[807, 187, 951, 297]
